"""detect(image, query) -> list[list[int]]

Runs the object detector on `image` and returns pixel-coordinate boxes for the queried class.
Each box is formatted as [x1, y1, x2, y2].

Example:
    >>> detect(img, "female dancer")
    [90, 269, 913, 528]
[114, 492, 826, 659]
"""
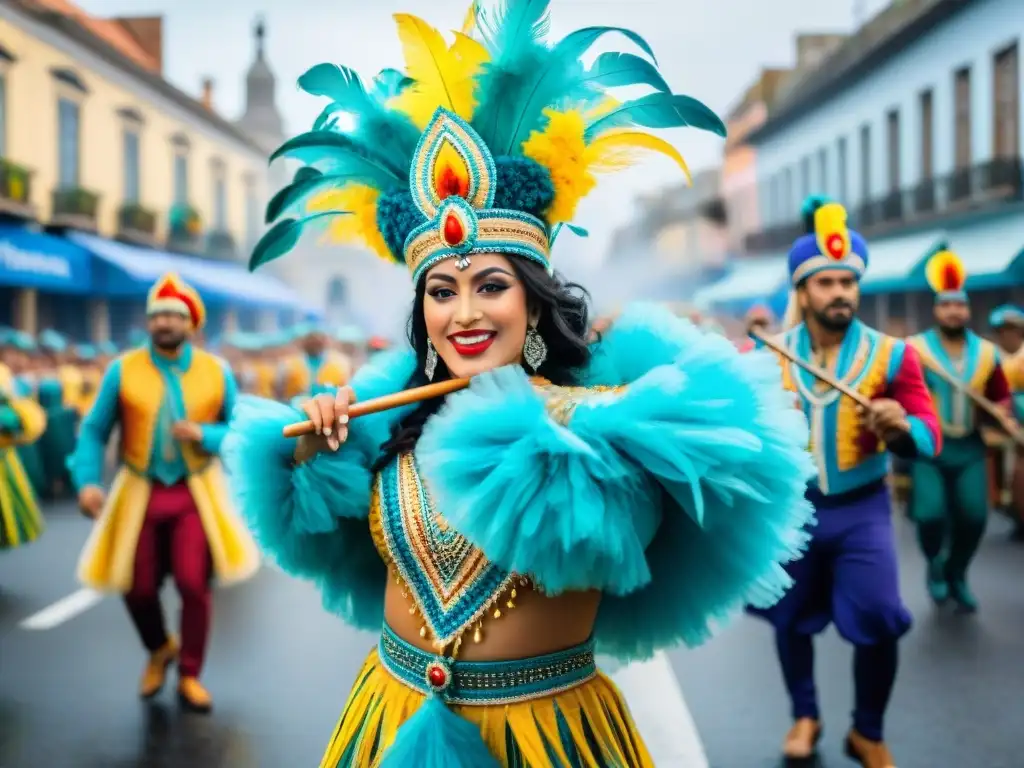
[224, 2, 816, 765]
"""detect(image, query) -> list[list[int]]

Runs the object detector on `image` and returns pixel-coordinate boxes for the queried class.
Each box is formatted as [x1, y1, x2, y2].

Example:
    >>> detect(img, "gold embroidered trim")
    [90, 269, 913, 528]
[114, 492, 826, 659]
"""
[405, 216, 549, 275]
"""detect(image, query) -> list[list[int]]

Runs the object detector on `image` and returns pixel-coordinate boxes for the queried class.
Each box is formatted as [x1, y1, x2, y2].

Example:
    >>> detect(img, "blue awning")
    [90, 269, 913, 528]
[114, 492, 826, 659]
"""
[0, 225, 92, 293]
[859, 230, 947, 295]
[693, 255, 789, 309]
[66, 232, 309, 312]
[946, 213, 1024, 291]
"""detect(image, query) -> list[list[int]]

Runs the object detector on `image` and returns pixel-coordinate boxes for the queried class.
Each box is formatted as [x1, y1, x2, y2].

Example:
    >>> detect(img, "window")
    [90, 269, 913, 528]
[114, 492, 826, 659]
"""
[57, 97, 80, 188]
[799, 156, 811, 198]
[781, 167, 793, 217]
[123, 129, 140, 203]
[837, 137, 848, 203]
[886, 109, 900, 192]
[0, 74, 6, 156]
[173, 152, 188, 204]
[328, 276, 348, 306]
[214, 174, 227, 229]
[919, 89, 934, 178]
[994, 43, 1019, 158]
[954, 66, 972, 168]
[245, 182, 260, 246]
[859, 124, 872, 202]
[817, 147, 828, 195]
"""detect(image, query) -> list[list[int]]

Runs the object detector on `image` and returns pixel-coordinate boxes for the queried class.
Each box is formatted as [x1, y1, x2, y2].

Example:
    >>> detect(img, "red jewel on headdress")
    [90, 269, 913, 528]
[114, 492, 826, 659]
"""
[825, 233, 845, 259]
[443, 212, 464, 246]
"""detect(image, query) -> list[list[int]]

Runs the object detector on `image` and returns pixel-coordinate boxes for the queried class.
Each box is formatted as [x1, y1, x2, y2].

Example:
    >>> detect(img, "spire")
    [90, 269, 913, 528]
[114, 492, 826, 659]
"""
[254, 15, 265, 60]
[237, 14, 284, 153]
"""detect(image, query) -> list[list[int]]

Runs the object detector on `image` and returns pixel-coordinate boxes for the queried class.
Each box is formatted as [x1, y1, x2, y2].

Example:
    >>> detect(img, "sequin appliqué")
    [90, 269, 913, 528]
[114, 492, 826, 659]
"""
[377, 453, 515, 647]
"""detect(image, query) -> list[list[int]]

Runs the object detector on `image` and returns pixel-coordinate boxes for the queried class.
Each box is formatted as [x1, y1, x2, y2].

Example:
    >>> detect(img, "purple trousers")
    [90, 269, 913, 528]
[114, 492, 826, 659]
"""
[749, 481, 912, 741]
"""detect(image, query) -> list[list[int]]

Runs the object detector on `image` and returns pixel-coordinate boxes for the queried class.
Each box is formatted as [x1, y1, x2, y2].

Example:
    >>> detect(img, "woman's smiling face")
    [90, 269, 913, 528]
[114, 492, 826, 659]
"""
[422, 254, 537, 379]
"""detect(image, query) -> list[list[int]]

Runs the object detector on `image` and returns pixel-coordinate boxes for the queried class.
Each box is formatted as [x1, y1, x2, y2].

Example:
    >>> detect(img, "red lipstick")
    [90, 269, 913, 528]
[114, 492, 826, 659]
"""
[447, 330, 496, 356]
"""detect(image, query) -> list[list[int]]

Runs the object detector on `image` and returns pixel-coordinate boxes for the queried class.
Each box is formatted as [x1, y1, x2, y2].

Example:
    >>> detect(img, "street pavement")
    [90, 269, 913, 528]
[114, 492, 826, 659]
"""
[1, 501, 1022, 767]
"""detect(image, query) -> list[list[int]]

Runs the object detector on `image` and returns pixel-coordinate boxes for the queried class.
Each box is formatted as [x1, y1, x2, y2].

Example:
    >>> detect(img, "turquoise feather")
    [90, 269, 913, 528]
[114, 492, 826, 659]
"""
[554, 25, 657, 64]
[370, 68, 415, 101]
[584, 92, 727, 140]
[378, 696, 500, 768]
[475, 0, 552, 55]
[264, 172, 388, 224]
[270, 132, 405, 184]
[248, 212, 348, 270]
[583, 51, 670, 92]
[298, 63, 370, 109]
[221, 349, 418, 628]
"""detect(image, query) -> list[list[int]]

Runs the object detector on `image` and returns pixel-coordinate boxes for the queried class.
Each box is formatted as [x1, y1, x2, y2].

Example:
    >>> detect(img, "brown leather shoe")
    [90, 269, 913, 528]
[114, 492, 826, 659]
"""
[844, 729, 896, 768]
[177, 676, 213, 713]
[782, 717, 821, 759]
[139, 637, 179, 698]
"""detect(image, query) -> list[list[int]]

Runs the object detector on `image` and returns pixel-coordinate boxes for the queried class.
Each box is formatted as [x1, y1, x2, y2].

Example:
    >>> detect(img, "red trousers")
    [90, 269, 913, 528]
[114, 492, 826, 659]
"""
[123, 481, 212, 678]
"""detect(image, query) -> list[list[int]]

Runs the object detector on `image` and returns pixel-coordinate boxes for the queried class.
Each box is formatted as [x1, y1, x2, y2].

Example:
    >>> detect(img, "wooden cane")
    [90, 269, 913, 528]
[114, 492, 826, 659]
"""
[281, 377, 471, 438]
[749, 327, 873, 409]
[916, 358, 1024, 448]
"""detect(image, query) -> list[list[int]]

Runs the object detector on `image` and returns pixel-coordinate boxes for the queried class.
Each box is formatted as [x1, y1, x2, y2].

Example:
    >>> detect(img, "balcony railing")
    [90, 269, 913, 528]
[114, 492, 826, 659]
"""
[167, 203, 203, 253]
[51, 186, 100, 231]
[743, 156, 1023, 253]
[205, 230, 238, 260]
[117, 202, 158, 245]
[0, 158, 33, 210]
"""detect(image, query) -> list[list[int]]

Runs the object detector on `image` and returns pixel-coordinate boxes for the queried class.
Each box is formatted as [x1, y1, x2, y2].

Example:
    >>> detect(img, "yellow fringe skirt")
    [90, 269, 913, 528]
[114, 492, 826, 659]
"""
[0, 448, 45, 550]
[320, 648, 654, 768]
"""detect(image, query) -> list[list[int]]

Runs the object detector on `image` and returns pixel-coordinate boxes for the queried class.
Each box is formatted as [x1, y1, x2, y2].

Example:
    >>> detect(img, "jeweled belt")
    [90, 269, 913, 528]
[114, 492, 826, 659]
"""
[378, 623, 597, 706]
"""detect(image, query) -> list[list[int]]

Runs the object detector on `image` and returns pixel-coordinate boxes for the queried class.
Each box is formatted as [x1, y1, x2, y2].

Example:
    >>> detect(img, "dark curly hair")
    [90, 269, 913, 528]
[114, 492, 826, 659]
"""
[372, 257, 591, 472]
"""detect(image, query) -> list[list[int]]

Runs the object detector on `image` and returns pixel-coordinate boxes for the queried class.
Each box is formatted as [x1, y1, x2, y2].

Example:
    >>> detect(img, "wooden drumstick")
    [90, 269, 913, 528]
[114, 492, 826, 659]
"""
[749, 327, 872, 408]
[281, 377, 471, 438]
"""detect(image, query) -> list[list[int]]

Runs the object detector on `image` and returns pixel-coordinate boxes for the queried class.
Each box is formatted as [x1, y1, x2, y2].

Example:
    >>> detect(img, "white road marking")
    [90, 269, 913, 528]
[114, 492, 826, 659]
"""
[19, 589, 105, 630]
[609, 651, 710, 767]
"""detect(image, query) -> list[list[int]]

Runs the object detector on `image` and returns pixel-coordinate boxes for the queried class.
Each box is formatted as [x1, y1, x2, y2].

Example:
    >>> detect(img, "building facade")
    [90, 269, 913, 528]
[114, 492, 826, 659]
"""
[602, 169, 730, 309]
[740, 0, 1023, 333]
[0, 1, 302, 339]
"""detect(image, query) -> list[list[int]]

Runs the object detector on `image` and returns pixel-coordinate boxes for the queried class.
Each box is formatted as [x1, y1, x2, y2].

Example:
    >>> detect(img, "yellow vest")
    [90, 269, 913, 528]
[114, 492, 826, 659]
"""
[58, 364, 84, 410]
[281, 352, 352, 399]
[118, 348, 226, 474]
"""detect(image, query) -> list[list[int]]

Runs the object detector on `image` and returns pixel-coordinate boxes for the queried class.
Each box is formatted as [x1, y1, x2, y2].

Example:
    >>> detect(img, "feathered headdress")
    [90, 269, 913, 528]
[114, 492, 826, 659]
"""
[250, 0, 725, 283]
[787, 195, 869, 287]
[925, 250, 967, 304]
[781, 196, 869, 329]
[147, 273, 206, 330]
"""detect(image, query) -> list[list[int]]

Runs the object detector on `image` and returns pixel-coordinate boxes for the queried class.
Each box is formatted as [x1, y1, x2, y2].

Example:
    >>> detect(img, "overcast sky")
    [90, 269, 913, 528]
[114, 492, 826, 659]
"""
[77, 0, 889, 280]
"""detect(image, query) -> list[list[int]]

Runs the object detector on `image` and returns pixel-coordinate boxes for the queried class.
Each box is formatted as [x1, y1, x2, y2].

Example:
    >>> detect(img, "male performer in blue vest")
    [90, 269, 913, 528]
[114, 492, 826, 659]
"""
[750, 196, 942, 768]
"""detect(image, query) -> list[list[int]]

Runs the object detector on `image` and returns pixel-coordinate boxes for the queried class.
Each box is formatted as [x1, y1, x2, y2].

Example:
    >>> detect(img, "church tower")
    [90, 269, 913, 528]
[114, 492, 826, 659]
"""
[236, 17, 286, 188]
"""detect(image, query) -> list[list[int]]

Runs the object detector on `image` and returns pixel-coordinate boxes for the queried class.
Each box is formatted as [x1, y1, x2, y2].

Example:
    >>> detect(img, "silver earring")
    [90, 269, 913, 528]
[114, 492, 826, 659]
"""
[523, 325, 548, 371]
[424, 338, 438, 380]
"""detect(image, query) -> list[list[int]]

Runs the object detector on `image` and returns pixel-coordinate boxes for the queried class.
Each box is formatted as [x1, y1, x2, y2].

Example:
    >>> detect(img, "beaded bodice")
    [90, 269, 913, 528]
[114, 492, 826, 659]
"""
[369, 452, 525, 656]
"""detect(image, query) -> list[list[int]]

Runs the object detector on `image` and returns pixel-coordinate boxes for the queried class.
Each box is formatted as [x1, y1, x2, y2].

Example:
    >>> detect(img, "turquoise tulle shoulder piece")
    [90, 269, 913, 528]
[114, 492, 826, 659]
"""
[419, 303, 816, 660]
[221, 347, 417, 630]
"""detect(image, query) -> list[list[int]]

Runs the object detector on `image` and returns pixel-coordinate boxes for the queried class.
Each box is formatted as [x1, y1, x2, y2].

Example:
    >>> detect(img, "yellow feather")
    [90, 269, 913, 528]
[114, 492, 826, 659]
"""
[460, 1, 477, 35]
[390, 14, 484, 128]
[307, 185, 395, 263]
[584, 131, 692, 184]
[450, 31, 489, 70]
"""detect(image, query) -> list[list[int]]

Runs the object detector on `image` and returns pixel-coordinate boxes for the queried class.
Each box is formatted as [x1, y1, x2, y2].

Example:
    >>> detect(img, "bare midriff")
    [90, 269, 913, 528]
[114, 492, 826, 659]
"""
[382, 569, 602, 661]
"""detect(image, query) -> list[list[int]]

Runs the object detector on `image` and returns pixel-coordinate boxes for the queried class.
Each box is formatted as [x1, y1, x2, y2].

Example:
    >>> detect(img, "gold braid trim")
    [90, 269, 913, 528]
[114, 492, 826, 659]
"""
[836, 336, 894, 471]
